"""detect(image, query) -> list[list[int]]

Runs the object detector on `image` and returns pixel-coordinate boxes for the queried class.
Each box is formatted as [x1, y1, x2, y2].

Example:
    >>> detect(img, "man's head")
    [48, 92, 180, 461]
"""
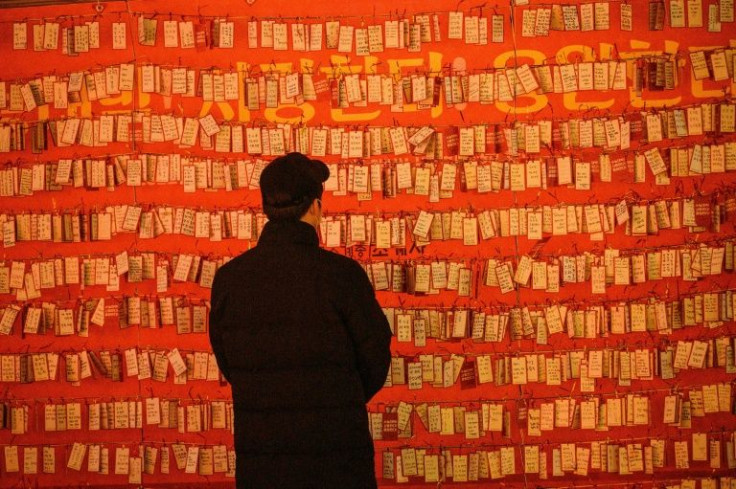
[259, 152, 330, 223]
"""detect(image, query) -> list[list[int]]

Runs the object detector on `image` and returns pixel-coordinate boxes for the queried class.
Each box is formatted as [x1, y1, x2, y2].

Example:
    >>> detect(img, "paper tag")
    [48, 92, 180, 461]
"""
[167, 348, 187, 376]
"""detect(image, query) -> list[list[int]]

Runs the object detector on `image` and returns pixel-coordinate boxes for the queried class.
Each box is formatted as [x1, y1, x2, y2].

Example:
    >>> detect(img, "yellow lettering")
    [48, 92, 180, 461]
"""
[664, 41, 680, 55]
[329, 107, 382, 122]
[427, 52, 444, 119]
[98, 92, 134, 108]
[617, 41, 681, 108]
[259, 61, 294, 74]
[689, 75, 726, 99]
[494, 49, 548, 115]
[321, 55, 380, 122]
[235, 62, 253, 122]
[386, 56, 425, 73]
[689, 44, 732, 99]
[265, 103, 315, 124]
[385, 52, 444, 118]
[68, 82, 92, 118]
[555, 45, 615, 111]
[630, 40, 651, 49]
[599, 43, 616, 60]
[627, 90, 681, 108]
[135, 90, 151, 110]
[67, 102, 90, 118]
[36, 105, 49, 121]
[199, 101, 236, 121]
[299, 59, 316, 73]
[555, 45, 596, 64]
[387, 56, 426, 114]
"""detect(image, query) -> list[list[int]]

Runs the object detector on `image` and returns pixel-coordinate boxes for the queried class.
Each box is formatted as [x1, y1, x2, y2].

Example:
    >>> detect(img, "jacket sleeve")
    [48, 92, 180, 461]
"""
[208, 269, 231, 383]
[343, 262, 393, 402]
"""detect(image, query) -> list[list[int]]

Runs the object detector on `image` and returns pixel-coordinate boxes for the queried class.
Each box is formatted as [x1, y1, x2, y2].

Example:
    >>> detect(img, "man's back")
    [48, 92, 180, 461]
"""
[209, 219, 392, 489]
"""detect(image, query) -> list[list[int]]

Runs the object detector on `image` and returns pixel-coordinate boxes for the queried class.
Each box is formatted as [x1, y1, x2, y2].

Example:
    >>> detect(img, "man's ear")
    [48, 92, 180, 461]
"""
[303, 198, 320, 221]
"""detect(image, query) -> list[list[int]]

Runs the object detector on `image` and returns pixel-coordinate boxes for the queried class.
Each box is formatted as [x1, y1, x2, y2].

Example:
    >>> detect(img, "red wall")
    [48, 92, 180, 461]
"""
[0, 0, 735, 487]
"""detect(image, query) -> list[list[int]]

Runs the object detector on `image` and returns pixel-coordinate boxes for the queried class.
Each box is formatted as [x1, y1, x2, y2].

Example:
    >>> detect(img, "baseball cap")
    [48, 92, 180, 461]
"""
[259, 152, 330, 209]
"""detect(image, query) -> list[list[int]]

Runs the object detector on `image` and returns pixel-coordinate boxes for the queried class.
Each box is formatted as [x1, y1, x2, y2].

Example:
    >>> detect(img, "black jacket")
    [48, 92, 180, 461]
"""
[209, 219, 392, 489]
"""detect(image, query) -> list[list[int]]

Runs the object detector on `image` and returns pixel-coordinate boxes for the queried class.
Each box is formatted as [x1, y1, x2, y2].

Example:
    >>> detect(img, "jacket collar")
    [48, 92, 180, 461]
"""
[258, 219, 320, 247]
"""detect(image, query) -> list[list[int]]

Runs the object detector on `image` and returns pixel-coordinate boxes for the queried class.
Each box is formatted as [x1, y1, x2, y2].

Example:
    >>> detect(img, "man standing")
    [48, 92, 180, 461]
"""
[209, 152, 392, 489]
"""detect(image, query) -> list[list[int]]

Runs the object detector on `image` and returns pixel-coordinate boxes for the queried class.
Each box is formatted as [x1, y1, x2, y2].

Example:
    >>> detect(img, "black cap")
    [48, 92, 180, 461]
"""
[259, 152, 330, 209]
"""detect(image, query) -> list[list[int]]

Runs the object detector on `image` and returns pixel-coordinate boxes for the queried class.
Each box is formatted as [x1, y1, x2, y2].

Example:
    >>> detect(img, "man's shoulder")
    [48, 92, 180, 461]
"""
[214, 248, 257, 279]
[317, 248, 366, 276]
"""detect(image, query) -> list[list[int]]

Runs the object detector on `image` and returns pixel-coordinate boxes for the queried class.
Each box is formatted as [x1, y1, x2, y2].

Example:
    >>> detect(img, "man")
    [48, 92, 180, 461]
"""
[209, 152, 392, 489]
